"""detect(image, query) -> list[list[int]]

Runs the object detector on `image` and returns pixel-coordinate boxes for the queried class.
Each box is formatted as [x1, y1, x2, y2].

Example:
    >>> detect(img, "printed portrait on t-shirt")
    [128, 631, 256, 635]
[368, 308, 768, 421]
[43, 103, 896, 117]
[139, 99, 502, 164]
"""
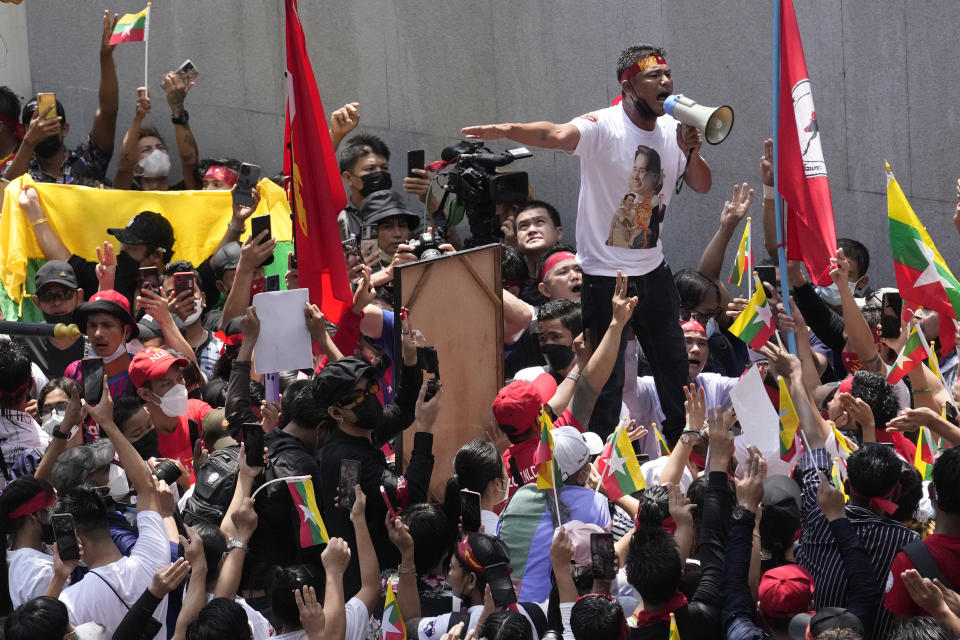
[605, 145, 667, 250]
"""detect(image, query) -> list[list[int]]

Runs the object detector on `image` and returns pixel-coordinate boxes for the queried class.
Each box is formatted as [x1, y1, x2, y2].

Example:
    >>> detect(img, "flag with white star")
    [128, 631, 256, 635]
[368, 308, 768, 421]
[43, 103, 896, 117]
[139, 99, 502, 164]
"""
[886, 323, 925, 384]
[596, 424, 646, 500]
[108, 6, 149, 45]
[286, 477, 329, 547]
[729, 275, 777, 349]
[382, 581, 406, 640]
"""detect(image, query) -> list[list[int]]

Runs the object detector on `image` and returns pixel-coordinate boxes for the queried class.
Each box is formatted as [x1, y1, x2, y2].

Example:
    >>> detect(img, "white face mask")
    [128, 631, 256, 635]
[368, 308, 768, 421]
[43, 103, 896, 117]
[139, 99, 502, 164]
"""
[41, 408, 66, 435]
[103, 339, 128, 364]
[107, 463, 131, 501]
[138, 149, 171, 178]
[152, 383, 188, 417]
[127, 339, 146, 356]
[816, 281, 857, 306]
[183, 298, 203, 326]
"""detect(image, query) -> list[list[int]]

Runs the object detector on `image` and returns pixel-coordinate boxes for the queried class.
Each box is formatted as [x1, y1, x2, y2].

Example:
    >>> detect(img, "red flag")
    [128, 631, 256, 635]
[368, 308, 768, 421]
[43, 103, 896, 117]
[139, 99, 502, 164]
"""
[777, 0, 838, 286]
[285, 0, 351, 322]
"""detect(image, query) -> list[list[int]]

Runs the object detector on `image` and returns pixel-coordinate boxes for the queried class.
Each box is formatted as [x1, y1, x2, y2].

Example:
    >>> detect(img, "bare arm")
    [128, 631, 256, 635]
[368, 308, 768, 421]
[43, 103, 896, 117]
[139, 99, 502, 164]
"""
[162, 72, 200, 189]
[219, 230, 276, 330]
[34, 386, 83, 482]
[328, 102, 360, 152]
[319, 540, 350, 640]
[763, 344, 830, 448]
[386, 513, 421, 621]
[17, 186, 71, 262]
[660, 384, 703, 485]
[113, 89, 150, 189]
[503, 288, 533, 345]
[89, 11, 120, 156]
[213, 443, 261, 598]
[759, 139, 778, 257]
[697, 183, 753, 282]
[832, 249, 882, 373]
[349, 488, 382, 613]
[172, 530, 208, 640]
[137, 290, 200, 367]
[461, 121, 580, 152]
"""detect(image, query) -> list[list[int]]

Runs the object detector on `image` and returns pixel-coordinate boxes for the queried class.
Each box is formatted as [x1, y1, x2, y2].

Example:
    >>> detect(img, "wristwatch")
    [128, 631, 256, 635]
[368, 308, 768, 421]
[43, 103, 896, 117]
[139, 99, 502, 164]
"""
[731, 505, 747, 521]
[50, 424, 69, 440]
[227, 538, 249, 553]
[171, 109, 189, 126]
[565, 372, 581, 383]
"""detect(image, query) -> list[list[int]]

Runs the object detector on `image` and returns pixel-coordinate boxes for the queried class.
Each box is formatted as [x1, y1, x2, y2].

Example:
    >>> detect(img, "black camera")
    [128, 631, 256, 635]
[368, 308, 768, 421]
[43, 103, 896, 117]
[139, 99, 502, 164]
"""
[417, 346, 442, 401]
[407, 229, 444, 261]
[152, 459, 182, 485]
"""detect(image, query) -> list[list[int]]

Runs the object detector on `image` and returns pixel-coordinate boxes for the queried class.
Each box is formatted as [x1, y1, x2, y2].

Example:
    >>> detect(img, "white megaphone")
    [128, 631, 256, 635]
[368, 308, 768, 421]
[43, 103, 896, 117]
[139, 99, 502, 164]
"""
[663, 94, 734, 145]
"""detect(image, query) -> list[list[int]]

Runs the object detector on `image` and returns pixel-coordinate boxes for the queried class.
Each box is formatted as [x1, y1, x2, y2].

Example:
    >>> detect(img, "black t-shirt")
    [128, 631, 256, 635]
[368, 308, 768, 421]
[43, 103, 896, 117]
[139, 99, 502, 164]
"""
[16, 335, 86, 380]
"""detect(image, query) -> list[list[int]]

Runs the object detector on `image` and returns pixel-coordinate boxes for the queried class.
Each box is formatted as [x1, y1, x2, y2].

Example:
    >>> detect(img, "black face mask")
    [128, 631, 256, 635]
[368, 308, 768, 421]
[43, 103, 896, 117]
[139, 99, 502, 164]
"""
[132, 430, 161, 460]
[349, 392, 384, 426]
[34, 135, 62, 159]
[541, 343, 575, 372]
[360, 171, 392, 197]
[42, 311, 74, 325]
[627, 89, 659, 121]
[40, 522, 55, 545]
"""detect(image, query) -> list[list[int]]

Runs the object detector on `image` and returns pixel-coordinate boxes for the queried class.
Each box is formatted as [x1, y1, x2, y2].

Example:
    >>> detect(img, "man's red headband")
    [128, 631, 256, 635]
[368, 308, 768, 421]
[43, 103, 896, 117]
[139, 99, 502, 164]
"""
[0, 113, 24, 141]
[540, 251, 576, 282]
[618, 55, 668, 83]
[203, 165, 239, 187]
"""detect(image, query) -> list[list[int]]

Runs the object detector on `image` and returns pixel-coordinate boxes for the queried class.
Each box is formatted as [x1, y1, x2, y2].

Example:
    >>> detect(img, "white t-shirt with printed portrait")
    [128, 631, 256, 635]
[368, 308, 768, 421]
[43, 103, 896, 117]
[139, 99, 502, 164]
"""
[569, 105, 686, 277]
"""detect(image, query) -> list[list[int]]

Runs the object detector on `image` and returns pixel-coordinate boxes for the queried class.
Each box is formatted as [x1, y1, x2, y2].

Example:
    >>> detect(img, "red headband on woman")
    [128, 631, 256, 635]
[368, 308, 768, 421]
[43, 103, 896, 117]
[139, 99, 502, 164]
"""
[0, 113, 24, 141]
[9, 491, 55, 519]
[456, 536, 487, 574]
[540, 251, 576, 282]
[203, 165, 239, 187]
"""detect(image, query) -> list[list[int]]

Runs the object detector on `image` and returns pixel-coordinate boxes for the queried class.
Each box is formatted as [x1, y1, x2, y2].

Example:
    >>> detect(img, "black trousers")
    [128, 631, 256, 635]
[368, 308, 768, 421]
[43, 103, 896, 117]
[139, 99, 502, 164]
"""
[581, 261, 690, 443]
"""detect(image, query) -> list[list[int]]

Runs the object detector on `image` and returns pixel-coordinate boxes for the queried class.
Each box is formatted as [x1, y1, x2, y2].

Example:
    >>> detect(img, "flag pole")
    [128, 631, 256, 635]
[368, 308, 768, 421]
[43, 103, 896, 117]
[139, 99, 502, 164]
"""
[143, 4, 151, 90]
[551, 463, 562, 526]
[251, 474, 312, 500]
[772, 0, 798, 356]
[747, 217, 753, 301]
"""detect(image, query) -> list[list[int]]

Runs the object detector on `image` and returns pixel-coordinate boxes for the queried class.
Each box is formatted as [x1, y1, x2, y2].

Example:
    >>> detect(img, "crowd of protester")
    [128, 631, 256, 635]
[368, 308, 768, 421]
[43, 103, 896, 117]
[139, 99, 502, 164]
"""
[0, 21, 959, 640]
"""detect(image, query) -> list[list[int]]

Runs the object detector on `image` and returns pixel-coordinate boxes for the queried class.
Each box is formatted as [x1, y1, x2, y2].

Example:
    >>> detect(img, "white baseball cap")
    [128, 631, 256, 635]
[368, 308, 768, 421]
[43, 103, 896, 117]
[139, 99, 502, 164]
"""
[553, 426, 604, 481]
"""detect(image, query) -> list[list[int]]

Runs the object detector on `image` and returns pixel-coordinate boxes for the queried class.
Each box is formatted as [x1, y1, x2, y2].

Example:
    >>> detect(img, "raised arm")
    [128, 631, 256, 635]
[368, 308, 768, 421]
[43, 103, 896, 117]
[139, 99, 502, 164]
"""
[696, 183, 754, 282]
[162, 72, 199, 189]
[329, 102, 360, 151]
[763, 344, 830, 449]
[214, 442, 261, 598]
[831, 249, 882, 373]
[113, 88, 151, 189]
[760, 139, 778, 257]
[219, 229, 275, 330]
[319, 539, 350, 640]
[90, 11, 120, 156]
[461, 121, 580, 152]
[386, 513, 421, 622]
[3, 106, 62, 181]
[18, 186, 71, 262]
[660, 384, 704, 486]
[503, 288, 534, 346]
[137, 289, 200, 367]
[348, 487, 382, 612]
[34, 384, 83, 482]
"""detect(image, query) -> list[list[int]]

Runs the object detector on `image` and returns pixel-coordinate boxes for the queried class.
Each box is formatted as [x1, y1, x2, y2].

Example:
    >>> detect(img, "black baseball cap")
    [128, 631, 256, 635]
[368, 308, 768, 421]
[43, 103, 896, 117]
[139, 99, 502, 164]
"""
[211, 242, 242, 278]
[310, 356, 379, 410]
[34, 260, 78, 290]
[789, 608, 865, 640]
[107, 211, 175, 251]
[358, 190, 420, 229]
[762, 474, 802, 518]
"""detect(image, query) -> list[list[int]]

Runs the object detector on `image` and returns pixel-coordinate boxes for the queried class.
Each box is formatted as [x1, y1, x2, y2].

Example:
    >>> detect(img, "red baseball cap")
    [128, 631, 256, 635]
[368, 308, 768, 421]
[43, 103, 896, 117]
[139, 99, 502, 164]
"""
[492, 372, 558, 433]
[758, 564, 814, 618]
[75, 289, 139, 340]
[129, 347, 189, 389]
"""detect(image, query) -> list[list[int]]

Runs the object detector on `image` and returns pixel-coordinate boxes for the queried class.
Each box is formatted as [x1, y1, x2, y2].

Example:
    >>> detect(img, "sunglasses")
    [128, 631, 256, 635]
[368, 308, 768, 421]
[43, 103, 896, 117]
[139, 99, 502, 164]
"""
[36, 288, 76, 303]
[681, 307, 719, 326]
[339, 382, 381, 408]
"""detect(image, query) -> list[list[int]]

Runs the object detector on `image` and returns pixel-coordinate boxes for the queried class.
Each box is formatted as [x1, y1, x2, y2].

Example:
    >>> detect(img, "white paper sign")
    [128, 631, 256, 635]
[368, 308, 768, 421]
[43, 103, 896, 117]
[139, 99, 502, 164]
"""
[252, 288, 312, 374]
[729, 364, 780, 454]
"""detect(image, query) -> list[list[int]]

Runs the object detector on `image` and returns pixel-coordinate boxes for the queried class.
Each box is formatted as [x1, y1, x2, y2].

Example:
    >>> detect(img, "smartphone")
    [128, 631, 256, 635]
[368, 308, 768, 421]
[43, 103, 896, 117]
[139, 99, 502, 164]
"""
[250, 214, 274, 267]
[241, 423, 265, 467]
[250, 277, 266, 299]
[380, 484, 397, 520]
[460, 489, 481, 533]
[265, 274, 280, 292]
[360, 223, 379, 268]
[755, 265, 778, 289]
[341, 238, 360, 257]
[233, 163, 262, 208]
[590, 532, 616, 579]
[485, 562, 517, 607]
[176, 59, 199, 84]
[407, 149, 425, 177]
[37, 93, 57, 120]
[881, 291, 903, 339]
[139, 266, 160, 295]
[338, 459, 361, 510]
[173, 272, 195, 298]
[81, 357, 104, 405]
[51, 513, 81, 561]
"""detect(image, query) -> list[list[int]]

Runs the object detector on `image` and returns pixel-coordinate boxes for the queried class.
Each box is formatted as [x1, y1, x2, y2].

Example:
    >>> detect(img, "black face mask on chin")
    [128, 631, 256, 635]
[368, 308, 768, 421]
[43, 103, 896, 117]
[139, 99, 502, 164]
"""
[629, 91, 659, 121]
[34, 135, 62, 159]
[359, 171, 392, 198]
[42, 311, 74, 325]
[132, 430, 161, 460]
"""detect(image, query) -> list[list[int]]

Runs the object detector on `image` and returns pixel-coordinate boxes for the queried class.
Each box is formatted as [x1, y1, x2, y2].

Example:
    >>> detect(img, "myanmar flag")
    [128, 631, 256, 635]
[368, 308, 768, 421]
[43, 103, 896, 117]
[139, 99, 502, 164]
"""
[597, 424, 646, 500]
[534, 408, 560, 490]
[286, 478, 329, 547]
[108, 6, 149, 45]
[669, 612, 680, 640]
[777, 377, 799, 461]
[915, 426, 938, 482]
[831, 458, 848, 502]
[655, 423, 671, 456]
[728, 218, 751, 286]
[381, 581, 406, 640]
[886, 324, 926, 384]
[888, 164, 960, 354]
[729, 276, 777, 349]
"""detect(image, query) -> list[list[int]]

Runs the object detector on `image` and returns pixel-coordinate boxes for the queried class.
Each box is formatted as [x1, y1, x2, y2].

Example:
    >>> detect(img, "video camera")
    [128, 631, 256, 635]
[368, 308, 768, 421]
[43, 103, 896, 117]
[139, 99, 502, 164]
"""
[438, 140, 531, 247]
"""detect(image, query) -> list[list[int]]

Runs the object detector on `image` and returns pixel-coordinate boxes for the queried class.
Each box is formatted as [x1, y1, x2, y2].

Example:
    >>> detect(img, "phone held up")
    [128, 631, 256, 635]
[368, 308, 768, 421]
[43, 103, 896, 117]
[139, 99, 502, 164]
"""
[81, 357, 104, 406]
[51, 513, 81, 562]
[242, 423, 265, 468]
[233, 162, 261, 208]
[460, 489, 481, 533]
[338, 459, 361, 510]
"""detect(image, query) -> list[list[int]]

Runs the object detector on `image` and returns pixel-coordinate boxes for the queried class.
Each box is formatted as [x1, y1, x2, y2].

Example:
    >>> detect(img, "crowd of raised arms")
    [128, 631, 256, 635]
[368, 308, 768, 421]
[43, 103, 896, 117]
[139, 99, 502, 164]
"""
[0, 12, 959, 640]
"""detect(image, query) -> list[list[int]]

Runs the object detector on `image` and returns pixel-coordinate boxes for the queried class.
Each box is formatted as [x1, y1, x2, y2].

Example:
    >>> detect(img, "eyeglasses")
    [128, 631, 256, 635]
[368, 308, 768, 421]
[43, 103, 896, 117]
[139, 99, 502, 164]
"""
[681, 308, 719, 326]
[36, 288, 75, 303]
[339, 382, 381, 408]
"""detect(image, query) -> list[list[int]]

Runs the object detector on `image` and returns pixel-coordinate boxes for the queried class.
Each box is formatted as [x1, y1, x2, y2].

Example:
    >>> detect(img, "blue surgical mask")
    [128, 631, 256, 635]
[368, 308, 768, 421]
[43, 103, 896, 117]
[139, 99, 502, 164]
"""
[705, 317, 719, 340]
[816, 281, 856, 306]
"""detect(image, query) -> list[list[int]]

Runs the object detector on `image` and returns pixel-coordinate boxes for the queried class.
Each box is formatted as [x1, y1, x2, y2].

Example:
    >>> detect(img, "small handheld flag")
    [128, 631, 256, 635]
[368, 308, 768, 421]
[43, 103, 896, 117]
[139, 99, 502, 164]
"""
[728, 218, 752, 287]
[108, 6, 150, 45]
[534, 408, 560, 490]
[654, 423, 671, 456]
[830, 458, 848, 502]
[729, 275, 777, 349]
[286, 477, 329, 547]
[381, 581, 406, 640]
[886, 323, 926, 384]
[668, 612, 680, 640]
[777, 377, 800, 461]
[914, 425, 939, 482]
[597, 424, 647, 500]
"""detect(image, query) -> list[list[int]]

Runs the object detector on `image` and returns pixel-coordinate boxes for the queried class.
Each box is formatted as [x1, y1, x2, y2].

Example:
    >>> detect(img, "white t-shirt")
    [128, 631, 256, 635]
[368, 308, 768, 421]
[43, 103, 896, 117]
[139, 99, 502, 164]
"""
[204, 593, 276, 639]
[417, 605, 484, 640]
[7, 546, 55, 608]
[60, 510, 171, 639]
[569, 105, 686, 276]
[0, 410, 50, 489]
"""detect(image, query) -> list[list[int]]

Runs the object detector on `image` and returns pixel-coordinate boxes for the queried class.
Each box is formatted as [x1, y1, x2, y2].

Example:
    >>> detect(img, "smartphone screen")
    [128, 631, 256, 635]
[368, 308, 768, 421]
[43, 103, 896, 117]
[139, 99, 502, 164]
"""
[233, 163, 261, 208]
[755, 265, 777, 289]
[380, 484, 397, 520]
[265, 274, 280, 292]
[176, 59, 199, 84]
[51, 513, 81, 561]
[139, 266, 160, 295]
[407, 149, 425, 177]
[242, 423, 265, 467]
[173, 272, 195, 298]
[360, 224, 379, 268]
[460, 489, 482, 533]
[81, 357, 104, 405]
[485, 562, 517, 607]
[590, 532, 616, 579]
[338, 459, 361, 510]
[37, 93, 57, 120]
[881, 291, 903, 339]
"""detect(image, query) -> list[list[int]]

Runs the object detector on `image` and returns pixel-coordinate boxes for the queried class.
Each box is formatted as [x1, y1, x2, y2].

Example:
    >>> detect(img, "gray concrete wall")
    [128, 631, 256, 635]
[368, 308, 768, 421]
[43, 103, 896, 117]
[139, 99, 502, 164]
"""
[20, 0, 960, 288]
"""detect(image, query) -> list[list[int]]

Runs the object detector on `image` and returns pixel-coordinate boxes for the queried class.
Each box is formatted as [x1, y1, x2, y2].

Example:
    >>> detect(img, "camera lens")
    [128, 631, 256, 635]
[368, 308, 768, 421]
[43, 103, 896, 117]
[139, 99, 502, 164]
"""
[152, 460, 182, 485]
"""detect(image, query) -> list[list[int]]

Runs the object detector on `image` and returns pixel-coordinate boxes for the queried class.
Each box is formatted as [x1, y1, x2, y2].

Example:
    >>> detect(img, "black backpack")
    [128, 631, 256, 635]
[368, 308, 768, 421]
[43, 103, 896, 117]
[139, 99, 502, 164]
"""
[182, 445, 240, 527]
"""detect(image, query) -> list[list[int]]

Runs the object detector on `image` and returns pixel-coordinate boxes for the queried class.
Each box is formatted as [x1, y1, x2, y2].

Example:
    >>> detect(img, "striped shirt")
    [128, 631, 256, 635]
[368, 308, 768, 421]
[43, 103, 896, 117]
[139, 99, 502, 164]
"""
[796, 448, 917, 640]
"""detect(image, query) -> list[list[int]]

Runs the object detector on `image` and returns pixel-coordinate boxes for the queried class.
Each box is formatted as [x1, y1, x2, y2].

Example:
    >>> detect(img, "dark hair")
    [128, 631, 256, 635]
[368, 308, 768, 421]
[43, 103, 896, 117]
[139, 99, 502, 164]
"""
[455, 532, 511, 595]
[501, 246, 526, 284]
[0, 86, 21, 123]
[287, 384, 324, 430]
[517, 200, 562, 229]
[137, 126, 166, 145]
[402, 502, 452, 574]
[444, 439, 504, 534]
[887, 617, 949, 640]
[480, 610, 533, 640]
[113, 395, 147, 434]
[817, 630, 865, 640]
[268, 563, 324, 630]
[193, 522, 228, 584]
[21, 98, 66, 127]
[539, 299, 582, 339]
[674, 268, 720, 312]
[337, 134, 390, 174]
[186, 597, 252, 640]
[934, 446, 960, 514]
[625, 526, 682, 605]
[860, 305, 881, 330]
[633, 145, 665, 193]
[53, 486, 109, 537]
[850, 371, 899, 437]
[846, 443, 902, 499]
[837, 238, 870, 279]
[0, 477, 55, 614]
[616, 44, 667, 82]
[4, 596, 70, 639]
[685, 475, 735, 551]
[163, 260, 204, 291]
[758, 502, 801, 566]
[571, 594, 626, 640]
[893, 462, 923, 524]
[281, 379, 312, 429]
[0, 339, 32, 412]
[635, 485, 670, 529]
[37, 377, 81, 414]
[199, 157, 242, 174]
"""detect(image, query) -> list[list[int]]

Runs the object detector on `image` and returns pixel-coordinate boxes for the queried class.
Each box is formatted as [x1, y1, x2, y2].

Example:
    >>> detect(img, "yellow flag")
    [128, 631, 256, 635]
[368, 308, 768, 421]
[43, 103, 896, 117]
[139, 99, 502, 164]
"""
[668, 612, 680, 640]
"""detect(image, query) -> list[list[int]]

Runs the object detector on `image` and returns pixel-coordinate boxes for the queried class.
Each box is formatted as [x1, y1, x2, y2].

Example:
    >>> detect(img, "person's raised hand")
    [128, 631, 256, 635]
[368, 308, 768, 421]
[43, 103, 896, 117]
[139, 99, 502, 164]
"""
[816, 470, 846, 521]
[626, 419, 648, 442]
[725, 297, 749, 319]
[390, 244, 420, 269]
[500, 217, 517, 247]
[707, 407, 735, 472]
[133, 88, 151, 122]
[440, 622, 467, 640]
[901, 569, 952, 617]
[22, 105, 62, 151]
[162, 71, 193, 117]
[180, 525, 206, 572]
[549, 526, 575, 570]
[295, 585, 325, 637]
[829, 248, 851, 288]
[934, 579, 960, 617]
[166, 289, 195, 322]
[237, 442, 264, 479]
[62, 382, 85, 432]
[100, 10, 120, 56]
[95, 241, 117, 291]
[351, 265, 376, 313]
[386, 513, 415, 556]
[761, 138, 774, 188]
[285, 251, 300, 291]
[148, 557, 191, 598]
[611, 270, 638, 327]
[415, 379, 444, 434]
[573, 330, 592, 373]
[231, 497, 259, 542]
[676, 124, 703, 155]
[238, 229, 276, 273]
[330, 102, 360, 139]
[304, 302, 328, 342]
[154, 477, 176, 517]
[720, 182, 754, 230]
[137, 288, 174, 326]
[838, 392, 875, 433]
[242, 306, 261, 345]
[321, 537, 351, 575]
[52, 541, 83, 579]
[885, 406, 940, 433]
[683, 383, 707, 433]
[260, 401, 280, 433]
[760, 342, 802, 381]
[399, 308, 425, 365]
[404, 168, 433, 203]
[735, 447, 766, 511]
[461, 124, 510, 141]
[86, 373, 114, 426]
[192, 436, 209, 473]
[348, 484, 367, 525]
[668, 481, 697, 529]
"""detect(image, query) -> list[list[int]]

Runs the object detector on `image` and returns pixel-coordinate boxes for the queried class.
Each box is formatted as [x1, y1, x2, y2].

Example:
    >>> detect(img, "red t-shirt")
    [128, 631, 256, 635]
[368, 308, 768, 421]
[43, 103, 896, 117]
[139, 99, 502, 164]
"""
[502, 410, 582, 495]
[157, 399, 211, 485]
[885, 533, 960, 615]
